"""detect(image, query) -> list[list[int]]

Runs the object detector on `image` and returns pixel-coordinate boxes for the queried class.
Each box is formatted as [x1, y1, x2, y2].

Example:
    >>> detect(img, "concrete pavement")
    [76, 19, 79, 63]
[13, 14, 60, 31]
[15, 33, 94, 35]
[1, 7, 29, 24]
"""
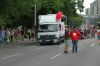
[0, 39, 35, 49]
[0, 38, 100, 66]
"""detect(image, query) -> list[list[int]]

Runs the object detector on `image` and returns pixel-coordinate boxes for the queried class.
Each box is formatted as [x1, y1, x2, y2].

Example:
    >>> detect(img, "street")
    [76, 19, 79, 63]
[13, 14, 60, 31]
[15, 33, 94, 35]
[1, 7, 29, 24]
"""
[0, 38, 100, 66]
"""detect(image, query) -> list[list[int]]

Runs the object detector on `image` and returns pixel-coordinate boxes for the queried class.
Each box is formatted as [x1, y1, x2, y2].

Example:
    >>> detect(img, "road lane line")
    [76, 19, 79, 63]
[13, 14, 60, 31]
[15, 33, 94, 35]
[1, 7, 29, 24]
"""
[34, 47, 43, 51]
[90, 43, 95, 47]
[1, 53, 22, 60]
[79, 43, 83, 45]
[69, 48, 72, 50]
[50, 53, 63, 60]
[59, 44, 64, 47]
[31, 46, 35, 47]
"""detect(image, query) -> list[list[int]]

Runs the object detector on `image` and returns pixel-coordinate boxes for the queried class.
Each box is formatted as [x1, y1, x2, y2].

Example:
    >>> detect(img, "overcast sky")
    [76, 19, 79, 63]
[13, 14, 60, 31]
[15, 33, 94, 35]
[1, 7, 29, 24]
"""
[78, 0, 95, 14]
[84, 0, 95, 9]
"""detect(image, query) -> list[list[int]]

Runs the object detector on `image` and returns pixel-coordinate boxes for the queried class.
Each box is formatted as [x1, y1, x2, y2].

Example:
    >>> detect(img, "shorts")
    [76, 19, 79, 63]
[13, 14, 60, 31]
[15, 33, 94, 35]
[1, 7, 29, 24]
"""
[64, 40, 69, 46]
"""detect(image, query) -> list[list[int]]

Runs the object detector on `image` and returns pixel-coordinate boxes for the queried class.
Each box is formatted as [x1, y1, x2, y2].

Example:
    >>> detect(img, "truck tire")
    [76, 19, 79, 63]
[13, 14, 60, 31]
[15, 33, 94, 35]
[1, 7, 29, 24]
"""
[57, 39, 61, 45]
[40, 43, 44, 45]
[57, 42, 60, 45]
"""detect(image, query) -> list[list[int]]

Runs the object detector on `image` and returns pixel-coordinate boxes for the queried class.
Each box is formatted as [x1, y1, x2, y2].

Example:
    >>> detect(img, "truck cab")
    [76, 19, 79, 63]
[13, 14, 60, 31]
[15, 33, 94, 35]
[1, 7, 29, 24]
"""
[37, 14, 65, 45]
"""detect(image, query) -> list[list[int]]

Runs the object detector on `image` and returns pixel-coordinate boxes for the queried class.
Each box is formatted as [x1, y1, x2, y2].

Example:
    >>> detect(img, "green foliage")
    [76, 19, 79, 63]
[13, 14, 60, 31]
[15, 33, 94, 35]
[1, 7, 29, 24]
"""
[77, 0, 84, 12]
[0, 16, 12, 27]
[0, 0, 84, 27]
[69, 15, 84, 27]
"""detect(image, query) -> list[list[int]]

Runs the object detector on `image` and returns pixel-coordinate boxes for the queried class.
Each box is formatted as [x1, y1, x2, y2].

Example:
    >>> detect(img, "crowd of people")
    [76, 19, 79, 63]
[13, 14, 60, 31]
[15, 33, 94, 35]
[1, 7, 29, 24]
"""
[79, 28, 96, 39]
[0, 26, 97, 53]
[0, 28, 34, 46]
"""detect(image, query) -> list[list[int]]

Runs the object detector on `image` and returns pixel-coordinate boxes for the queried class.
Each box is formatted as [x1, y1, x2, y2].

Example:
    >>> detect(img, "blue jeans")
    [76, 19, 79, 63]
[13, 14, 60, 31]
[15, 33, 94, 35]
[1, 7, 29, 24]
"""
[72, 40, 78, 53]
[1, 37, 5, 44]
[0, 37, 2, 44]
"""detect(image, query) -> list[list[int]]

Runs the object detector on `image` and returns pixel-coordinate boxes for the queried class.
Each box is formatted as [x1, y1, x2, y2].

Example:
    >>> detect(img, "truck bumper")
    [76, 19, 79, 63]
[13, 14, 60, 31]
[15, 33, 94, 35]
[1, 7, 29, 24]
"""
[38, 39, 59, 44]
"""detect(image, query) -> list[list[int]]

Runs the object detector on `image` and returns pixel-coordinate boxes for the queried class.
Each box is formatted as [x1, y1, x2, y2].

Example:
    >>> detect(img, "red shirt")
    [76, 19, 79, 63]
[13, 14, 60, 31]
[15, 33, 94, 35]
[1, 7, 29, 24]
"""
[97, 31, 100, 36]
[70, 31, 81, 41]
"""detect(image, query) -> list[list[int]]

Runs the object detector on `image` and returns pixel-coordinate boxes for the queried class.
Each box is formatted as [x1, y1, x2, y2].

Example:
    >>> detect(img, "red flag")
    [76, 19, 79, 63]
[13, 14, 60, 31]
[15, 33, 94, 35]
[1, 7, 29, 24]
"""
[56, 11, 63, 21]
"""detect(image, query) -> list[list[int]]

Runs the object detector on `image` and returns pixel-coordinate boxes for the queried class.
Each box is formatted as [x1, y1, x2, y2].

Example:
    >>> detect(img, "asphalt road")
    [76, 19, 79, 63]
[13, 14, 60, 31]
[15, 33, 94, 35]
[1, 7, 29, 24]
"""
[0, 38, 100, 66]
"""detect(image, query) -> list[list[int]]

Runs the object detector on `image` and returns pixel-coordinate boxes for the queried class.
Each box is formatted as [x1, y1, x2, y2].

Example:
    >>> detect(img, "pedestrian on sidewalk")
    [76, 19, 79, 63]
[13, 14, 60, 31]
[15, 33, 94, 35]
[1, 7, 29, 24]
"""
[64, 27, 70, 53]
[27, 29, 32, 40]
[97, 30, 100, 46]
[6, 28, 11, 44]
[0, 29, 2, 45]
[1, 28, 6, 44]
[70, 28, 81, 53]
[21, 29, 24, 41]
[10, 29, 14, 43]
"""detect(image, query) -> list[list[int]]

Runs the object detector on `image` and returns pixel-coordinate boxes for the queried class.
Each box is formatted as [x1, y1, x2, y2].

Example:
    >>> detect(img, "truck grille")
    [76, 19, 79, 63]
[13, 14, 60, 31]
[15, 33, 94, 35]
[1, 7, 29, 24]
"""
[40, 35, 55, 40]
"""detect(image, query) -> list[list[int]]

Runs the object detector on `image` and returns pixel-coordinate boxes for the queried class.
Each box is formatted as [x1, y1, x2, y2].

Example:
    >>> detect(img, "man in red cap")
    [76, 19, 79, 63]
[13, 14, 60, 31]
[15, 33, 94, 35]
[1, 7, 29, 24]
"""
[70, 28, 81, 53]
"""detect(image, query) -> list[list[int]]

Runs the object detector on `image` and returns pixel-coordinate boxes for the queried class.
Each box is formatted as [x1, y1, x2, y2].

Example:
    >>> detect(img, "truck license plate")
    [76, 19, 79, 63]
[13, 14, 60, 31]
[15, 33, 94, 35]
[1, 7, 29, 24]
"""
[46, 40, 50, 41]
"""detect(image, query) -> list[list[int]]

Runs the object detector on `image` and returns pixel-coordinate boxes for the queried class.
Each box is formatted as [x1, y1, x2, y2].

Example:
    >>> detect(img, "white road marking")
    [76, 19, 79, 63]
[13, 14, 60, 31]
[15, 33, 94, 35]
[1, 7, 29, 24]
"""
[59, 44, 64, 47]
[1, 53, 22, 60]
[90, 43, 95, 47]
[34, 47, 43, 51]
[50, 53, 63, 60]
[31, 46, 35, 47]
[69, 48, 72, 50]
[79, 43, 82, 45]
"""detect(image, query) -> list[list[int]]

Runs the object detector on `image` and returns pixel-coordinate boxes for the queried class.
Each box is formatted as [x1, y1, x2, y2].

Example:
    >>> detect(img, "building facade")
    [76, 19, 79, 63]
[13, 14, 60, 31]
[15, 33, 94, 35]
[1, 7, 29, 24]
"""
[97, 0, 100, 15]
[90, 0, 98, 16]
[85, 0, 99, 26]
[86, 8, 91, 16]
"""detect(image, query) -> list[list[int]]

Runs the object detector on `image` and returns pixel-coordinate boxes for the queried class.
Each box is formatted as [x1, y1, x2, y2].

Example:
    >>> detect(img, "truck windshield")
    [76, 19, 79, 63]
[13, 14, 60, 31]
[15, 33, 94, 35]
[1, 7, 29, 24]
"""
[39, 24, 57, 32]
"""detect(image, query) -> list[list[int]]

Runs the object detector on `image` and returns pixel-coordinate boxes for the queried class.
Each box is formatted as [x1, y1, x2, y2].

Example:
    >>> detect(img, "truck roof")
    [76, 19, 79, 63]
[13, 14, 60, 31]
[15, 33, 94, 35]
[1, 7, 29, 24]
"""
[39, 22, 58, 25]
[39, 14, 62, 23]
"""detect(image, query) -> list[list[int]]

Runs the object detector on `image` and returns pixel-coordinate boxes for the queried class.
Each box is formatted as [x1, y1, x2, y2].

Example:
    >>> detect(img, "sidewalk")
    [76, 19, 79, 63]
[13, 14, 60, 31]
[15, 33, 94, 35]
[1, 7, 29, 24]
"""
[0, 39, 38, 49]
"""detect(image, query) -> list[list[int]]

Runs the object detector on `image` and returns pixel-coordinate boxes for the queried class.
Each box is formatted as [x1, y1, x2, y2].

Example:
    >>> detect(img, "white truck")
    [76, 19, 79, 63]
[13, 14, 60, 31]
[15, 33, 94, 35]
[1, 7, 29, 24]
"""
[37, 14, 65, 45]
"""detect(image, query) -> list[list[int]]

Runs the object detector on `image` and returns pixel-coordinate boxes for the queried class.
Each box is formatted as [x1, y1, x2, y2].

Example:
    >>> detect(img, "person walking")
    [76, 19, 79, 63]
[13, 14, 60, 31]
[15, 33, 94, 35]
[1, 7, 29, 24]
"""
[27, 29, 32, 40]
[1, 28, 6, 44]
[0, 29, 2, 45]
[6, 28, 11, 44]
[70, 28, 81, 53]
[21, 29, 24, 41]
[97, 30, 100, 46]
[10, 29, 14, 43]
[64, 28, 70, 53]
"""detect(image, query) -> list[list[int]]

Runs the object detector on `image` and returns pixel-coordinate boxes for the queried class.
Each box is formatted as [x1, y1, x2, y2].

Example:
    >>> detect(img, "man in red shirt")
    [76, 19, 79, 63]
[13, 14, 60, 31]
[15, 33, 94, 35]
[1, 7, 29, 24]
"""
[70, 28, 81, 53]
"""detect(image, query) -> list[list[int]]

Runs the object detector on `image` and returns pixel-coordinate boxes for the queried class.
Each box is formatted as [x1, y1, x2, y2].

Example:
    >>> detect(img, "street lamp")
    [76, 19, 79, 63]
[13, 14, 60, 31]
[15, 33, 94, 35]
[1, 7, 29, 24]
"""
[63, 15, 67, 26]
[34, 0, 37, 42]
[34, 3, 36, 26]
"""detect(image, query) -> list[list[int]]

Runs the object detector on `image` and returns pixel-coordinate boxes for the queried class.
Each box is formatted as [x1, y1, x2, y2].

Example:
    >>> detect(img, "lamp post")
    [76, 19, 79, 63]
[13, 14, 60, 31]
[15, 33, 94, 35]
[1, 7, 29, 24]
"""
[65, 16, 67, 26]
[34, 0, 37, 42]
[34, 4, 36, 26]
[63, 15, 67, 26]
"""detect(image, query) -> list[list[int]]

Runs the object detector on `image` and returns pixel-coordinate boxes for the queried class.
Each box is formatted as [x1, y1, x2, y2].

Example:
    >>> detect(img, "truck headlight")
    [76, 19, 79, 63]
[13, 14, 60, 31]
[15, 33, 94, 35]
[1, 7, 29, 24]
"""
[55, 34, 59, 39]
[38, 35, 40, 38]
[39, 40, 42, 42]
[54, 39, 58, 43]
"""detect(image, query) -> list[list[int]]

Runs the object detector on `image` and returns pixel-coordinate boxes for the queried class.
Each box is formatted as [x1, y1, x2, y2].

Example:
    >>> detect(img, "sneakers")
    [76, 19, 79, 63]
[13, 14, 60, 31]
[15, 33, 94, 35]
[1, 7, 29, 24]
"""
[72, 51, 77, 53]
[64, 50, 68, 53]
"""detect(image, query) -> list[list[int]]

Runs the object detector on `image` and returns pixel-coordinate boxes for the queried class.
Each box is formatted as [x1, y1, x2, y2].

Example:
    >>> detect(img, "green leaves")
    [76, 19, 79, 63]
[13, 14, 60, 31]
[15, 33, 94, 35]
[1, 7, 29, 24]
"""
[0, 0, 84, 27]
[76, 0, 84, 12]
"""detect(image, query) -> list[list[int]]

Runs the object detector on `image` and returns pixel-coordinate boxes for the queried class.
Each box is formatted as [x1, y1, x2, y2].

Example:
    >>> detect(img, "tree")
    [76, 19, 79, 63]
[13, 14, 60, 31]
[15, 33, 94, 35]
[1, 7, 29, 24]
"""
[0, 0, 84, 28]
[76, 0, 84, 12]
